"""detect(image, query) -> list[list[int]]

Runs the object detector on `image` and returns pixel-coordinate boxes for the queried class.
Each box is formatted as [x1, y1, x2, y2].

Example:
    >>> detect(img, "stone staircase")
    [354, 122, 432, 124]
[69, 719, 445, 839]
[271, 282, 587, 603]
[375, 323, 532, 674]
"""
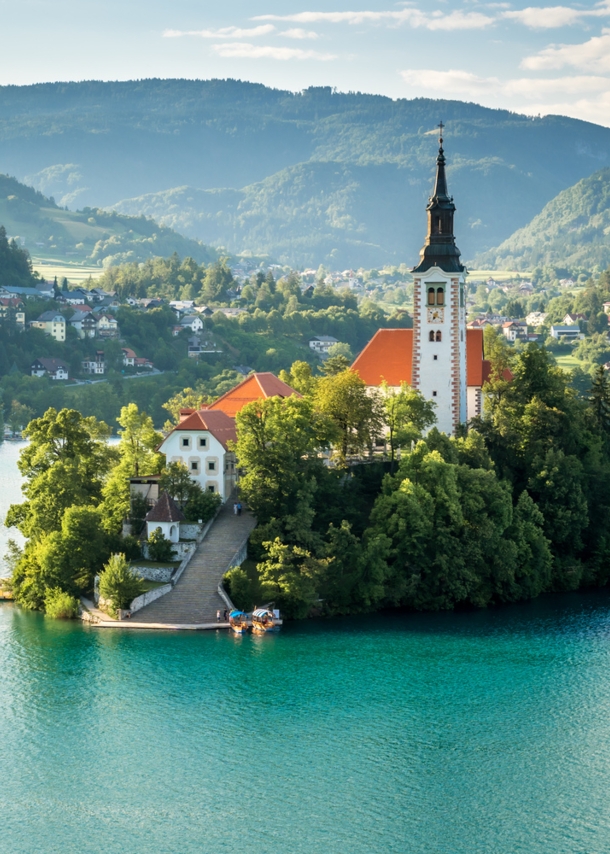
[132, 500, 256, 625]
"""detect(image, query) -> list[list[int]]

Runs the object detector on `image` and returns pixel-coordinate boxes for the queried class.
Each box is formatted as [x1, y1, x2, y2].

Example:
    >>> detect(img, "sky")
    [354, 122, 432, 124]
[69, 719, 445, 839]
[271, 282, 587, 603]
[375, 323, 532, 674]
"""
[1, 0, 610, 126]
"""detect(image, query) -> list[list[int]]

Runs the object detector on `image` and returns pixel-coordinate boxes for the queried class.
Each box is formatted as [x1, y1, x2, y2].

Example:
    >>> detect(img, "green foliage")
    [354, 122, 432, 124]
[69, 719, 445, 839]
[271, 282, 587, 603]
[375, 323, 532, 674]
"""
[159, 461, 195, 507]
[147, 528, 175, 563]
[0, 224, 35, 287]
[257, 538, 329, 619]
[314, 370, 384, 463]
[98, 554, 145, 613]
[44, 588, 80, 619]
[223, 566, 254, 612]
[380, 381, 436, 470]
[477, 167, 610, 273]
[184, 488, 221, 524]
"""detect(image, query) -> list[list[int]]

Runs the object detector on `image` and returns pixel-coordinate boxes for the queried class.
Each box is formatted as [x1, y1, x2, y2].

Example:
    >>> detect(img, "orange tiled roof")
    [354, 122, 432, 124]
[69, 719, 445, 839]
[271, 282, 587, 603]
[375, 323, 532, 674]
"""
[351, 329, 414, 386]
[352, 327, 486, 388]
[207, 372, 300, 417]
[466, 328, 484, 387]
[170, 409, 237, 449]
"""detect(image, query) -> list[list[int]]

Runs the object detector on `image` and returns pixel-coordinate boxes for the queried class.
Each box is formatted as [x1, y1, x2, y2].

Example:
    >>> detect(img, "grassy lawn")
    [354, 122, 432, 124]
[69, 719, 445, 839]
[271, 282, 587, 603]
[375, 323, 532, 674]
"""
[31, 259, 103, 285]
[468, 269, 531, 281]
[555, 353, 581, 371]
[140, 580, 170, 593]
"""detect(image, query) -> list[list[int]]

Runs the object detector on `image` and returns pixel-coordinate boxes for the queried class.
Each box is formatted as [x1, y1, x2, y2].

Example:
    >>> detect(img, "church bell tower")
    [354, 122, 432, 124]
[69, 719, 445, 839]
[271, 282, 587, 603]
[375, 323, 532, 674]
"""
[411, 125, 467, 434]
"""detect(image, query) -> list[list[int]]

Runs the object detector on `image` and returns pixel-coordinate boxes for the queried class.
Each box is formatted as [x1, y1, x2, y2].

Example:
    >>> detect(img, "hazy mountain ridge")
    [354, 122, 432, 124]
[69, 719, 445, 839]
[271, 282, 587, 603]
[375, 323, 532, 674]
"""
[0, 173, 219, 267]
[2, 79, 610, 266]
[475, 168, 610, 273]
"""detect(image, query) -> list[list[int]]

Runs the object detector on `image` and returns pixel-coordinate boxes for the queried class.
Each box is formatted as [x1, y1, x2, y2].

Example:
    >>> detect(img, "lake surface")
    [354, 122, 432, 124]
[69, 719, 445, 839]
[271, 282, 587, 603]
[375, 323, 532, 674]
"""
[3, 443, 610, 852]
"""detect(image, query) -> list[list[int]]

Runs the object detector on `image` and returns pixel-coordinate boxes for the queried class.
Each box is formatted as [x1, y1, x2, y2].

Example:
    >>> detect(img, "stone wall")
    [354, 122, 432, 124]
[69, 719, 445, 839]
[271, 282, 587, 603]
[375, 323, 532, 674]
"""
[130, 584, 172, 614]
[131, 564, 175, 583]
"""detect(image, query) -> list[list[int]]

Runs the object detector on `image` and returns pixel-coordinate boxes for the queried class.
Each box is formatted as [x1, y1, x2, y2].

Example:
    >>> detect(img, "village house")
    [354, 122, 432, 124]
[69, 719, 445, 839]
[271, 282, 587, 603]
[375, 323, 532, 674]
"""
[158, 410, 238, 500]
[121, 347, 136, 367]
[0, 297, 25, 330]
[309, 335, 339, 355]
[501, 321, 527, 342]
[31, 357, 69, 380]
[550, 324, 583, 341]
[0, 284, 48, 300]
[30, 311, 66, 342]
[525, 311, 548, 327]
[94, 313, 119, 338]
[562, 313, 586, 327]
[81, 350, 106, 375]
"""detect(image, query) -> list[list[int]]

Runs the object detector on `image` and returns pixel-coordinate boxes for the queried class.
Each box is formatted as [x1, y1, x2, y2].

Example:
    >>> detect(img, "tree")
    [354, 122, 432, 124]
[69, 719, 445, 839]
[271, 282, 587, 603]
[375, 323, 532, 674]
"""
[223, 566, 254, 611]
[200, 259, 234, 303]
[8, 400, 33, 434]
[589, 365, 610, 436]
[235, 395, 323, 523]
[380, 382, 436, 471]
[44, 588, 80, 619]
[278, 361, 317, 396]
[314, 370, 384, 463]
[98, 553, 145, 613]
[159, 461, 196, 507]
[147, 528, 175, 562]
[162, 386, 208, 425]
[326, 342, 353, 360]
[100, 404, 163, 533]
[184, 487, 222, 523]
[257, 538, 329, 619]
[7, 408, 113, 541]
[320, 355, 351, 376]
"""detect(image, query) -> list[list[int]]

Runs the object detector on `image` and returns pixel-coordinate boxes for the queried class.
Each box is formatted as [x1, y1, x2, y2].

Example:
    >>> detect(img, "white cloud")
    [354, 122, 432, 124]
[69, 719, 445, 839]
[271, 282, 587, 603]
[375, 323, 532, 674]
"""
[212, 42, 336, 60]
[400, 68, 610, 100]
[253, 9, 494, 30]
[281, 28, 320, 39]
[522, 29, 610, 71]
[502, 6, 587, 28]
[502, 1, 610, 29]
[401, 69, 500, 95]
[163, 25, 275, 39]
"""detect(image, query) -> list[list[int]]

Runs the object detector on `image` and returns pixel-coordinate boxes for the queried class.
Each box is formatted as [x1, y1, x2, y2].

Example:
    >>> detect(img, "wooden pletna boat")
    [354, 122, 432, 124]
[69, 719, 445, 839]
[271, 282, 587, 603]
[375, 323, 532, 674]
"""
[251, 608, 279, 633]
[228, 609, 249, 634]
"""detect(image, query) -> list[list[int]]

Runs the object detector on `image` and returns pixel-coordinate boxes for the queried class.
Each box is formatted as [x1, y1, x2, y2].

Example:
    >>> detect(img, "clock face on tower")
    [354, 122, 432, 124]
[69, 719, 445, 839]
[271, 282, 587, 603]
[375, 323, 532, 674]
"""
[427, 307, 444, 323]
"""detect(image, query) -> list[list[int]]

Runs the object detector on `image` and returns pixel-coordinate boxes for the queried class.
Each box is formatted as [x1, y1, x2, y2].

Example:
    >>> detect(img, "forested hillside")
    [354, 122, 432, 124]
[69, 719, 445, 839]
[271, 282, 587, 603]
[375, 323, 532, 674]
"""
[0, 173, 218, 266]
[475, 168, 610, 274]
[1, 80, 610, 266]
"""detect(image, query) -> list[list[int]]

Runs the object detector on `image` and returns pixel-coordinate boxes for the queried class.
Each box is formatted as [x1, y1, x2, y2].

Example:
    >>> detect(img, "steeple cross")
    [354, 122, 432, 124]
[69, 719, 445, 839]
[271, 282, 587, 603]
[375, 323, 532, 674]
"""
[438, 121, 444, 143]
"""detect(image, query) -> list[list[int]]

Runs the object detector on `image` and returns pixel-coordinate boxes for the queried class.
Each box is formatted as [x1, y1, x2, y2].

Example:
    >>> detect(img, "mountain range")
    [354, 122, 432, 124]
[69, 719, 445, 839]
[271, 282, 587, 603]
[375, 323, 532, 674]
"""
[0, 173, 217, 267]
[2, 79, 610, 268]
[475, 167, 610, 274]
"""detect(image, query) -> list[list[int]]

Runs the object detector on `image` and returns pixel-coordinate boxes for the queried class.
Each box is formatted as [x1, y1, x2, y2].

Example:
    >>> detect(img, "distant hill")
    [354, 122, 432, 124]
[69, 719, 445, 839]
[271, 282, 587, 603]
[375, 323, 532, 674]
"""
[475, 168, 610, 273]
[0, 174, 218, 266]
[1, 79, 610, 266]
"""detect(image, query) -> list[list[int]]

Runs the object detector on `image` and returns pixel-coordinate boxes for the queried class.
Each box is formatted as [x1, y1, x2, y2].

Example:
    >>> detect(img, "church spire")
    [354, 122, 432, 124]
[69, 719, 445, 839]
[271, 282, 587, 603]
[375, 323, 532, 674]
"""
[412, 123, 464, 274]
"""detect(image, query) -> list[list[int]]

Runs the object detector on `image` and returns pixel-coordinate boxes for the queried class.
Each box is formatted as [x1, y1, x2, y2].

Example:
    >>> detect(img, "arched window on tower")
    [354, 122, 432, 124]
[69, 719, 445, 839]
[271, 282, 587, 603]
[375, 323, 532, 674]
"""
[435, 331, 442, 342]
[437, 217, 442, 234]
[427, 287, 435, 306]
[429, 330, 435, 342]
[436, 288, 444, 306]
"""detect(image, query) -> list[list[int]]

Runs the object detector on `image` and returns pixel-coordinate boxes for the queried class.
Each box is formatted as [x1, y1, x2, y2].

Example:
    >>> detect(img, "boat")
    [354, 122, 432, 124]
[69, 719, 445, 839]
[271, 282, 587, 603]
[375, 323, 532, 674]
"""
[251, 608, 279, 633]
[228, 609, 249, 634]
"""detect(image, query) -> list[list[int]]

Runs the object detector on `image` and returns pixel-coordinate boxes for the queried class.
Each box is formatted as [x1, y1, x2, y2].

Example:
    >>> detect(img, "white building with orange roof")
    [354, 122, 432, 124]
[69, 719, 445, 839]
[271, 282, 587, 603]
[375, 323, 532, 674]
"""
[351, 127, 491, 434]
[158, 409, 238, 500]
[205, 372, 300, 418]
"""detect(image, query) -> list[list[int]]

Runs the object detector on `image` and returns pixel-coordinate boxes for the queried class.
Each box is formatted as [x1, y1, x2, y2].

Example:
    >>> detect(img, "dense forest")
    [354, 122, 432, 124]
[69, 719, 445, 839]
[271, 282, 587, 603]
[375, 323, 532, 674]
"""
[1, 79, 610, 265]
[477, 168, 610, 274]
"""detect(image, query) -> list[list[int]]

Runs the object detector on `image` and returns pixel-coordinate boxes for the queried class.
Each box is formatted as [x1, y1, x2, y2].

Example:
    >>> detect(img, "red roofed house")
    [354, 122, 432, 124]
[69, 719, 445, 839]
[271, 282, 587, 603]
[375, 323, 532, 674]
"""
[351, 128, 490, 433]
[205, 372, 300, 418]
[158, 409, 239, 500]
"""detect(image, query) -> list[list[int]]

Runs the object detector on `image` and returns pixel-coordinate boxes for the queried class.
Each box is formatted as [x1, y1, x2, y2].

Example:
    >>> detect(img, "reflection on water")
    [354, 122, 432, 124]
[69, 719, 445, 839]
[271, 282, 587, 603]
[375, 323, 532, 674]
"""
[2, 592, 610, 853]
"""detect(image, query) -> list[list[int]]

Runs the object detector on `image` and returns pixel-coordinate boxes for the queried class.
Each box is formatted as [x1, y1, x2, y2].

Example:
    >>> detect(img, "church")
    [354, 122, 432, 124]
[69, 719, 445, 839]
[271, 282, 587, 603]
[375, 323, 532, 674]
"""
[352, 127, 490, 435]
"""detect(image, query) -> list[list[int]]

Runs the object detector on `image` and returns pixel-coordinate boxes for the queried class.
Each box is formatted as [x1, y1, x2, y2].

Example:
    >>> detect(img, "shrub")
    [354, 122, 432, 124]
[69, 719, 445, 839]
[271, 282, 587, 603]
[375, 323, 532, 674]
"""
[130, 494, 150, 536]
[98, 553, 145, 612]
[184, 488, 222, 523]
[44, 587, 80, 619]
[223, 566, 254, 611]
[147, 527, 175, 562]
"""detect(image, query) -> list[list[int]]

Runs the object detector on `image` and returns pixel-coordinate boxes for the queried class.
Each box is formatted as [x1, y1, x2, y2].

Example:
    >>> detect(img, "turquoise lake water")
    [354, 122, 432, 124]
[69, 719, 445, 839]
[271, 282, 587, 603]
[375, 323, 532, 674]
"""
[3, 444, 610, 852]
